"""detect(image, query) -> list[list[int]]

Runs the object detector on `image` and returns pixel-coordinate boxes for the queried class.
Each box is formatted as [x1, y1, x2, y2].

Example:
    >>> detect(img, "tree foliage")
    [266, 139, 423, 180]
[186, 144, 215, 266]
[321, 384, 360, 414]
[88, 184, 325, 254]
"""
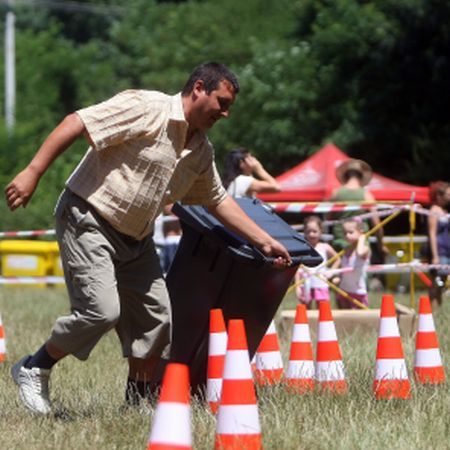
[0, 0, 448, 230]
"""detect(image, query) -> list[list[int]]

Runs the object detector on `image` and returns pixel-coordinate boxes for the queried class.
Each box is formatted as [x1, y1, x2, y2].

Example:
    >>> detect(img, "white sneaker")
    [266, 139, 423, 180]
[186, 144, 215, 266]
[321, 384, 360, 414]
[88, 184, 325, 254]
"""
[11, 355, 52, 415]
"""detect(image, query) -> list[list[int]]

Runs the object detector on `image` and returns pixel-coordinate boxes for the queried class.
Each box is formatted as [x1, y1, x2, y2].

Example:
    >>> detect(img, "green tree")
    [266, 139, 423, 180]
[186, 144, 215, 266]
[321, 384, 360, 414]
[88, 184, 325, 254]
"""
[291, 0, 450, 183]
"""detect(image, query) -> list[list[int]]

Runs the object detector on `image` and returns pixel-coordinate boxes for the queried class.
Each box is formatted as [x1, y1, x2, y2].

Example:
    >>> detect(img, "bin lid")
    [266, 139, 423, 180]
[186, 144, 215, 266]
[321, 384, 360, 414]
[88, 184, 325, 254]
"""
[172, 198, 323, 267]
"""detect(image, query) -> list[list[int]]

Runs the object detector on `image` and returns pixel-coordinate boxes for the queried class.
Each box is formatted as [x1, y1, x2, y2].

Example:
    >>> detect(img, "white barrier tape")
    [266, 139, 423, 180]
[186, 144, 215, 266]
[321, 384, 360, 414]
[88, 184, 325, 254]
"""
[298, 262, 449, 277]
[271, 202, 449, 221]
[411, 205, 450, 219]
[0, 229, 56, 238]
[366, 263, 450, 274]
[0, 276, 65, 285]
[270, 202, 398, 214]
[0, 204, 445, 239]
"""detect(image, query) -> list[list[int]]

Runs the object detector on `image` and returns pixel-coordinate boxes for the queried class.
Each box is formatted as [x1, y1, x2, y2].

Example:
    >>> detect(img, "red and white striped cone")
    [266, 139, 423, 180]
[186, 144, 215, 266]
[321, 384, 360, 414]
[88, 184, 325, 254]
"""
[285, 304, 315, 393]
[0, 312, 5, 362]
[315, 301, 347, 394]
[373, 294, 411, 399]
[215, 319, 262, 450]
[147, 363, 192, 450]
[207, 308, 228, 413]
[254, 320, 284, 385]
[414, 295, 445, 384]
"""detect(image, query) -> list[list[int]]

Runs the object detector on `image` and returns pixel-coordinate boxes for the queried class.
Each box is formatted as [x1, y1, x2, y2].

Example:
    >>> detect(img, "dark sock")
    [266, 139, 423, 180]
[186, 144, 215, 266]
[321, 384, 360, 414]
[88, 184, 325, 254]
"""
[125, 378, 160, 406]
[25, 345, 58, 370]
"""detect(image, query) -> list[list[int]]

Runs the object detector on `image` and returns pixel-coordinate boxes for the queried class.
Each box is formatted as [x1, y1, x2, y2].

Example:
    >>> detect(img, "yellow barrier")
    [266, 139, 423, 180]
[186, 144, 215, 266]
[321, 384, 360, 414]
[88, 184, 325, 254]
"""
[384, 235, 428, 291]
[0, 240, 63, 287]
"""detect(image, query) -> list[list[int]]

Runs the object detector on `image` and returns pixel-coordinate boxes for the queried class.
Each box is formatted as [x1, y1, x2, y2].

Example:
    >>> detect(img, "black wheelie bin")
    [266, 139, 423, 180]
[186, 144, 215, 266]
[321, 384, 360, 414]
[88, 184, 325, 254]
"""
[165, 198, 323, 391]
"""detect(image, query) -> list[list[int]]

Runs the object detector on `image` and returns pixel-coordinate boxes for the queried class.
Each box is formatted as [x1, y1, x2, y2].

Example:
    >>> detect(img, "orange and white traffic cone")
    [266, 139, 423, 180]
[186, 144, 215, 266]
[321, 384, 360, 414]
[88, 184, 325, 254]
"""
[147, 363, 192, 450]
[215, 319, 262, 450]
[0, 312, 5, 362]
[315, 301, 347, 394]
[254, 320, 284, 385]
[207, 308, 228, 413]
[373, 294, 411, 399]
[414, 295, 445, 384]
[285, 304, 314, 393]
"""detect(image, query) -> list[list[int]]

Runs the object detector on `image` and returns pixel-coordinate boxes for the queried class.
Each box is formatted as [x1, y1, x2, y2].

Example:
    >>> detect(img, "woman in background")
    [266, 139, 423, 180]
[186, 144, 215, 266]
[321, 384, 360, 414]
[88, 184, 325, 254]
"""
[222, 148, 280, 198]
[428, 181, 450, 306]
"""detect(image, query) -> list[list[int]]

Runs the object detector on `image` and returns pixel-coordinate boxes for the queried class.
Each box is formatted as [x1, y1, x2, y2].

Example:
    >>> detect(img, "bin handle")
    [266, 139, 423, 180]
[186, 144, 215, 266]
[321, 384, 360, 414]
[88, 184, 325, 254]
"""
[251, 246, 322, 267]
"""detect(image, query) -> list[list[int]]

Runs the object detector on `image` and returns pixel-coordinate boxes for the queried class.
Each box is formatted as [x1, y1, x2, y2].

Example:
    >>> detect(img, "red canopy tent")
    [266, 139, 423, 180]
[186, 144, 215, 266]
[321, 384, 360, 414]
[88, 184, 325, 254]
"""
[258, 143, 430, 204]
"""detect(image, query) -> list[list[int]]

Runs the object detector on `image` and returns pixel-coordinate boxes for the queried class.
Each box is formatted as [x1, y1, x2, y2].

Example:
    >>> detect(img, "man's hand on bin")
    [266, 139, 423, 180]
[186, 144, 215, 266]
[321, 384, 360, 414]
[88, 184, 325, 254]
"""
[259, 238, 292, 269]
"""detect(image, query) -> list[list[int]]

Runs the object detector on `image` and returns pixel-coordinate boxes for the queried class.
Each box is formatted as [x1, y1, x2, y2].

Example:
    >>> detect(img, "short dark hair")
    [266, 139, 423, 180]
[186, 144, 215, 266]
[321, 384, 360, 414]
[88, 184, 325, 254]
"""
[221, 147, 249, 189]
[181, 62, 240, 96]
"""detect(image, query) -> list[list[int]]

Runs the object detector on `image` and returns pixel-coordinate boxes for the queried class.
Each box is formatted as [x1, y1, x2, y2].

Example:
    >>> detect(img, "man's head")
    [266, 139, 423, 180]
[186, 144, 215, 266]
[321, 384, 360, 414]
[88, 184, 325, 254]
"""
[182, 62, 239, 132]
[182, 62, 239, 96]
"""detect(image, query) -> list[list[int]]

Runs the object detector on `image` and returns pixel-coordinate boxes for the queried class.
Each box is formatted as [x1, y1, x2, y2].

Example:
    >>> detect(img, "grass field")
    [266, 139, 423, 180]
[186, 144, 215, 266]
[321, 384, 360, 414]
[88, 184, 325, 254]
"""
[1, 286, 449, 450]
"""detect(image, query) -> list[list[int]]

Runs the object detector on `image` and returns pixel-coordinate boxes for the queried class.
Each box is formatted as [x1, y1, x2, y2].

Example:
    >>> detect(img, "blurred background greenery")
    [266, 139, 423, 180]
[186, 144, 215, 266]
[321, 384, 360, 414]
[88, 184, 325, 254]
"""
[0, 0, 449, 231]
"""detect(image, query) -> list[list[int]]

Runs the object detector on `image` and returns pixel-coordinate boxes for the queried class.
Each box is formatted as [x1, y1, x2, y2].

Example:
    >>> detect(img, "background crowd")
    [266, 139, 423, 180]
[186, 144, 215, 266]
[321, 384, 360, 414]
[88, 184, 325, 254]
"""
[156, 152, 449, 310]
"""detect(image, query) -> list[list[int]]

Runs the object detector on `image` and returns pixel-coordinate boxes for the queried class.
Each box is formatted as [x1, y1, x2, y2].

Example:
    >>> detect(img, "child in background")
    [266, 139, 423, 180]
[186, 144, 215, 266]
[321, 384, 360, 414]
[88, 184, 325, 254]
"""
[295, 215, 340, 309]
[335, 218, 371, 309]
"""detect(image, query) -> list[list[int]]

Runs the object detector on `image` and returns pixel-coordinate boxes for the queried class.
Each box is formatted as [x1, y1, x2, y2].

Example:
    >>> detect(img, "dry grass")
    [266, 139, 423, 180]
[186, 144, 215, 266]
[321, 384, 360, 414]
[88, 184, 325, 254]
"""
[1, 287, 449, 450]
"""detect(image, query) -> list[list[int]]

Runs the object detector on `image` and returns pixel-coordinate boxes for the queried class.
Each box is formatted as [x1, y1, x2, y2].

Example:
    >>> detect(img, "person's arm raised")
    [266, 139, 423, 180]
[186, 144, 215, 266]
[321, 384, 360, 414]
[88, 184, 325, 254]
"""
[207, 195, 292, 268]
[246, 155, 280, 195]
[5, 113, 87, 211]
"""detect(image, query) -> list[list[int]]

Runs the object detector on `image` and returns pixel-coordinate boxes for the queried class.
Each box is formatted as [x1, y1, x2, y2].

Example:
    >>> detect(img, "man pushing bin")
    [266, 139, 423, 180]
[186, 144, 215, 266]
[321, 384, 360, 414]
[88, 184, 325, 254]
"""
[5, 62, 292, 415]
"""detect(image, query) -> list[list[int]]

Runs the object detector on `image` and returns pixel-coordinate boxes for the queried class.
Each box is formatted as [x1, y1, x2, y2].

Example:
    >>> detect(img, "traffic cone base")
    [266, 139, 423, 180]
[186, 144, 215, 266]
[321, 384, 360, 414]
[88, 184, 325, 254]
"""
[373, 379, 411, 400]
[254, 365, 283, 385]
[414, 366, 445, 384]
[414, 296, 445, 385]
[215, 433, 262, 450]
[316, 361, 347, 393]
[318, 380, 347, 394]
[286, 378, 315, 394]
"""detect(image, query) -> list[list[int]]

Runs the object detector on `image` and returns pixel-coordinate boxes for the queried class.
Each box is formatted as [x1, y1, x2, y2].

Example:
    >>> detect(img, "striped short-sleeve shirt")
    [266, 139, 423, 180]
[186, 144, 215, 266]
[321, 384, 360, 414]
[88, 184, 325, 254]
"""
[66, 90, 227, 240]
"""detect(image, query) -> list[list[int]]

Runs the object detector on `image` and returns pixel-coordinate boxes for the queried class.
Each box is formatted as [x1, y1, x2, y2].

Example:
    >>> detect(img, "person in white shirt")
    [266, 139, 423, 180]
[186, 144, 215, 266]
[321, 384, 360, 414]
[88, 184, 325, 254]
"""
[334, 218, 371, 309]
[222, 148, 280, 198]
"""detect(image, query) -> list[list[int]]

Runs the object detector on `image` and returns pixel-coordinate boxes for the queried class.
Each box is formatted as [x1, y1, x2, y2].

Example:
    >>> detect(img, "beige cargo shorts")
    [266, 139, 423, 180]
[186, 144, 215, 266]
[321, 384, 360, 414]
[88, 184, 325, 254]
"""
[49, 189, 172, 361]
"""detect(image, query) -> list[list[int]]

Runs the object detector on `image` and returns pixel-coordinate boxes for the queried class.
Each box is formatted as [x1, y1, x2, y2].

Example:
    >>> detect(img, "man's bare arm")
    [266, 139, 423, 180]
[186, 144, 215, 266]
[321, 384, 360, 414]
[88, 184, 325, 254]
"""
[5, 113, 87, 210]
[207, 195, 292, 267]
